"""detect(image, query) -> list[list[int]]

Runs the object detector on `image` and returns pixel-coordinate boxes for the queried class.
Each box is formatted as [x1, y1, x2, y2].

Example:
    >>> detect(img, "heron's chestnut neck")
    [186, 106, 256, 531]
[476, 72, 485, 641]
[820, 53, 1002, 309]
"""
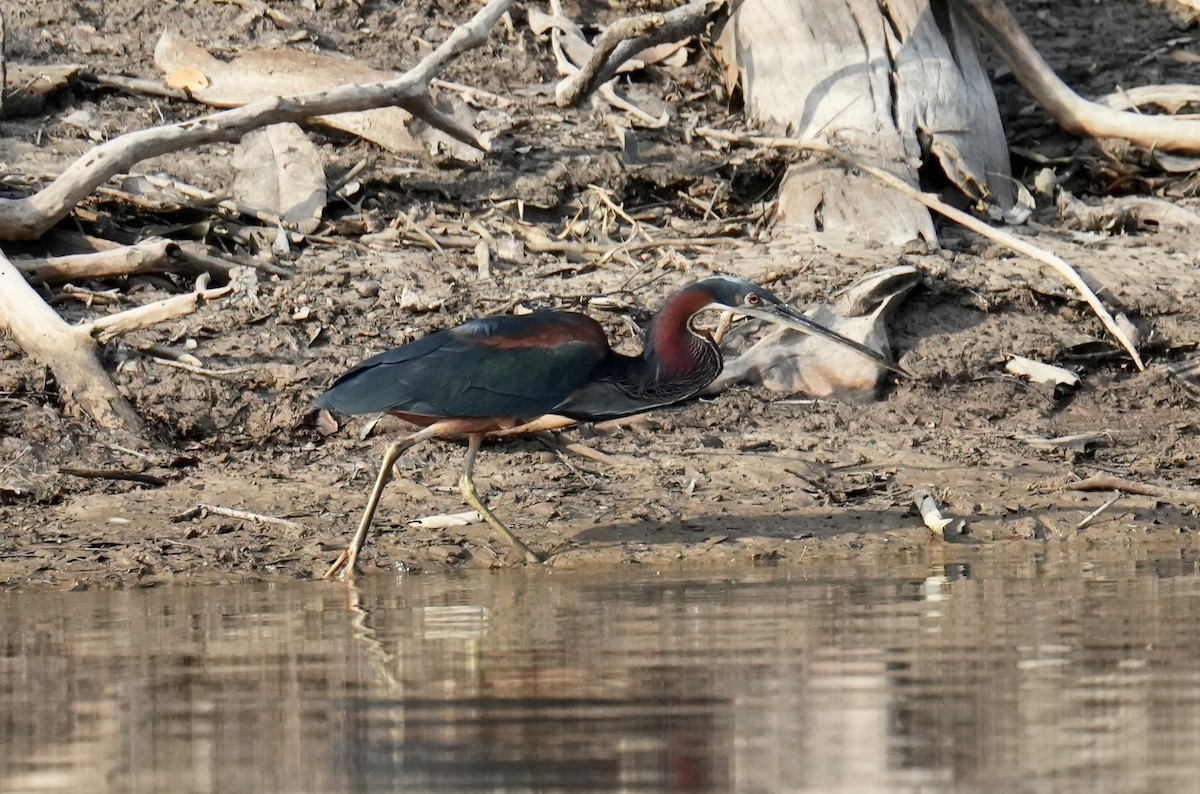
[644, 285, 719, 378]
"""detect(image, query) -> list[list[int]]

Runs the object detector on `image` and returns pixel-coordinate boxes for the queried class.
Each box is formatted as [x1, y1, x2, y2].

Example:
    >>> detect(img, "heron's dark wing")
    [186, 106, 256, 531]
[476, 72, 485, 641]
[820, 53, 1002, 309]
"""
[315, 312, 609, 418]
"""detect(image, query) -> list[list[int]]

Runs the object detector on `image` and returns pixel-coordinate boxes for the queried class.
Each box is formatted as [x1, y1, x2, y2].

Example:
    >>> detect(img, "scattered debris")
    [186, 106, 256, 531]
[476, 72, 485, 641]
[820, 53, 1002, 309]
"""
[912, 489, 970, 541]
[409, 511, 482, 529]
[1005, 355, 1081, 389]
[1019, 432, 1109, 453]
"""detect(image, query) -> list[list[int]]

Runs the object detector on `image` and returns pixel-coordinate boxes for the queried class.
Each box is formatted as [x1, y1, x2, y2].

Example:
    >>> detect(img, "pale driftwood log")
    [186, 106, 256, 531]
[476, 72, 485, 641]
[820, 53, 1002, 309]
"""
[0, 0, 515, 241]
[718, 0, 1014, 244]
[954, 0, 1200, 152]
[0, 251, 145, 434]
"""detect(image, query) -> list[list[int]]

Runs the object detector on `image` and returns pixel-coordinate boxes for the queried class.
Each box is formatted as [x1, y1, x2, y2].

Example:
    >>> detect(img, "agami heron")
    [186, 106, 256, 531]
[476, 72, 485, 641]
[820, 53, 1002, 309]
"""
[317, 276, 905, 578]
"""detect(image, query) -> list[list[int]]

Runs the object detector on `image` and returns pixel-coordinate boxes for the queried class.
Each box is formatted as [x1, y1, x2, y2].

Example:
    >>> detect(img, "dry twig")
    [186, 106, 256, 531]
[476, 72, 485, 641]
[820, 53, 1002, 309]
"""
[172, 503, 306, 533]
[80, 72, 188, 101]
[695, 126, 1145, 370]
[1075, 492, 1121, 531]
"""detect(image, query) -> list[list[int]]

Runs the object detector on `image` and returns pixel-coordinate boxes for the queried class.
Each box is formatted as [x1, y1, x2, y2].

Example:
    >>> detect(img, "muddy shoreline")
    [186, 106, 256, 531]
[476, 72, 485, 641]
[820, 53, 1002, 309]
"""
[3, 0, 1200, 588]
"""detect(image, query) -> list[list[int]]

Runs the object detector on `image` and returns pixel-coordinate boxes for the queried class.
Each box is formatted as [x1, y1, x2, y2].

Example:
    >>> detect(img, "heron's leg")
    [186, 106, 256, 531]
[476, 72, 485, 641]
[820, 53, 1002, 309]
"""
[486, 414, 577, 438]
[325, 427, 436, 580]
[488, 415, 620, 468]
[459, 432, 543, 564]
[535, 432, 620, 467]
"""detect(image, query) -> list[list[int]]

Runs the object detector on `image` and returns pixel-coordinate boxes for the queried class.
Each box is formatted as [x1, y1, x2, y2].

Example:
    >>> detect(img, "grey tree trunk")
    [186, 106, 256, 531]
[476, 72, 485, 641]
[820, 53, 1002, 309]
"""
[720, 0, 1015, 244]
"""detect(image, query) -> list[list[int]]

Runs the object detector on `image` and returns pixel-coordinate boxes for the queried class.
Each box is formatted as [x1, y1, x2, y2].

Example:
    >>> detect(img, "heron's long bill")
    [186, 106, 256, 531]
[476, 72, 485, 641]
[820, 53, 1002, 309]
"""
[739, 303, 910, 378]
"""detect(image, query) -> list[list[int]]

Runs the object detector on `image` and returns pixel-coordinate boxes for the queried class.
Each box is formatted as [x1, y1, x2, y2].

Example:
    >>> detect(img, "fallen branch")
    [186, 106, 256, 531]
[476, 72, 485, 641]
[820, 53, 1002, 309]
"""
[1067, 474, 1200, 505]
[60, 466, 168, 487]
[81, 283, 232, 344]
[14, 237, 197, 283]
[555, 1, 729, 107]
[0, 250, 145, 434]
[0, 0, 515, 240]
[952, 0, 1200, 152]
[695, 126, 1146, 370]
[172, 503, 306, 534]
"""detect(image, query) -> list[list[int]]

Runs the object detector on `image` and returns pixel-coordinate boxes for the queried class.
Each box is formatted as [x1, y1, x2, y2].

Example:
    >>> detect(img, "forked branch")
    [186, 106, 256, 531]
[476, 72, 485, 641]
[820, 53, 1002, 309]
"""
[0, 251, 145, 435]
[0, 0, 516, 240]
[953, 0, 1200, 151]
[555, 0, 731, 107]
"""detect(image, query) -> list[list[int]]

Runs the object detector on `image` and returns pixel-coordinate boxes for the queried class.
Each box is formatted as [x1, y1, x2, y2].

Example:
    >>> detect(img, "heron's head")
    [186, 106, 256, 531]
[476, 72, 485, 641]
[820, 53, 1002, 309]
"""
[691, 276, 908, 378]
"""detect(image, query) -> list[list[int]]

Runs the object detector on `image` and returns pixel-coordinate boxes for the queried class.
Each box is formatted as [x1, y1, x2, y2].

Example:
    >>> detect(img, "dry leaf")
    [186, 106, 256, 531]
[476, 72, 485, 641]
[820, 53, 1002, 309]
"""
[232, 123, 326, 234]
[164, 67, 210, 91]
[636, 39, 690, 67]
[154, 31, 426, 154]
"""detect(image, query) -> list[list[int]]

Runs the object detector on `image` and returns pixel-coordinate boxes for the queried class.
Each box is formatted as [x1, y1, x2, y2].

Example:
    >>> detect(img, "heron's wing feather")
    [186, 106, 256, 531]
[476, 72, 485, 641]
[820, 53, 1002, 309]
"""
[315, 312, 608, 418]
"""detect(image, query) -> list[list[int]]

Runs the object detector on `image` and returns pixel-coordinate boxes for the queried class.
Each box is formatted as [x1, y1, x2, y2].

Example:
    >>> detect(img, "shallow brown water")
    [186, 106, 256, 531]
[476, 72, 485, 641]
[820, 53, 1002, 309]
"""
[3, 551, 1200, 793]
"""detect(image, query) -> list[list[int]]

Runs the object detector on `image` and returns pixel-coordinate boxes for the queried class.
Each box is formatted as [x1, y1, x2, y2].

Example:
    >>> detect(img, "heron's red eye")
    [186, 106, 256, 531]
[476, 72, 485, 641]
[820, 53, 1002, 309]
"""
[746, 293, 761, 306]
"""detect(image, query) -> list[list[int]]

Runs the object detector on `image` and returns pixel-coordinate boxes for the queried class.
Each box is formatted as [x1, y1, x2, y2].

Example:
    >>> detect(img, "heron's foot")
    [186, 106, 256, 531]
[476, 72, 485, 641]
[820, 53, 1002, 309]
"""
[323, 546, 360, 581]
[458, 472, 543, 564]
[323, 549, 349, 579]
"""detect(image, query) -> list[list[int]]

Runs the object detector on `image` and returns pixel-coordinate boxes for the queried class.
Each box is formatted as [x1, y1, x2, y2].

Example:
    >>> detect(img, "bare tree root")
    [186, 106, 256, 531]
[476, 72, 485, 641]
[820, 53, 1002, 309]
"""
[0, 0, 516, 240]
[555, 0, 731, 107]
[953, 0, 1200, 152]
[695, 126, 1146, 370]
[0, 251, 145, 435]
